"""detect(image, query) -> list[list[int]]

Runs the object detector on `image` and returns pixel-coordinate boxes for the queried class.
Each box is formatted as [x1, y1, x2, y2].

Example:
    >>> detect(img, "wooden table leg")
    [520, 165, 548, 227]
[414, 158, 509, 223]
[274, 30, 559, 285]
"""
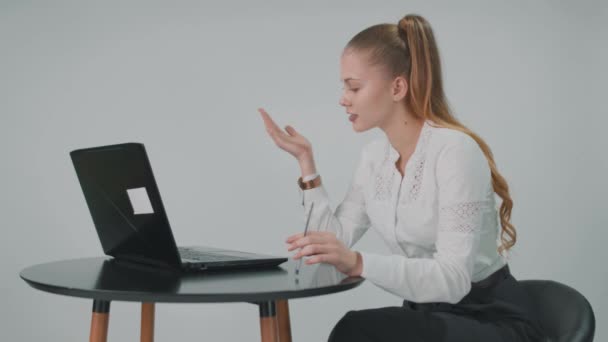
[258, 301, 279, 342]
[141, 302, 155, 342]
[276, 300, 292, 342]
[89, 300, 110, 342]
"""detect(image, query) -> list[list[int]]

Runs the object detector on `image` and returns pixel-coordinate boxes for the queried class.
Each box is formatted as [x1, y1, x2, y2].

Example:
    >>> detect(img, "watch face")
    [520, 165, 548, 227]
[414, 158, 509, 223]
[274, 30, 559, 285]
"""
[299, 176, 320, 190]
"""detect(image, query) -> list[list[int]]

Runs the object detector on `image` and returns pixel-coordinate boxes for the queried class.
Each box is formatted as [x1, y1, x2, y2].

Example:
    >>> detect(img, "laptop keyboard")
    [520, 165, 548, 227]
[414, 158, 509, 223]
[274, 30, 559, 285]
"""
[178, 247, 249, 262]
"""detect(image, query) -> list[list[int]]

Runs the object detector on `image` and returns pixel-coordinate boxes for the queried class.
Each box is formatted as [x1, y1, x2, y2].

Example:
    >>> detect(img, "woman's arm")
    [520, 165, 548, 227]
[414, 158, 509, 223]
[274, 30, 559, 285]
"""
[258, 107, 372, 275]
[298, 143, 372, 249]
[288, 144, 373, 276]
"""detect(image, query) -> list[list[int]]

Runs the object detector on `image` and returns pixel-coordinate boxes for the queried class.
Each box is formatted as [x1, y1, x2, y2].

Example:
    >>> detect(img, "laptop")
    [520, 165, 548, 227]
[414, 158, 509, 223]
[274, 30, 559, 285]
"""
[70, 142, 287, 272]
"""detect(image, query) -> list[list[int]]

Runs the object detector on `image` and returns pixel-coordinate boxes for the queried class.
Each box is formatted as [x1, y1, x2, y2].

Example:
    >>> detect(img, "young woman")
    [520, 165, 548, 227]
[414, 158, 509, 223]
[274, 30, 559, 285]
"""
[258, 14, 547, 342]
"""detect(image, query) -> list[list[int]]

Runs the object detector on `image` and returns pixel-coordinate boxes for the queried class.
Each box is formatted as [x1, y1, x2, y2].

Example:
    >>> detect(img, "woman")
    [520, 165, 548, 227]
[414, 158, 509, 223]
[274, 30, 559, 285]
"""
[258, 14, 547, 342]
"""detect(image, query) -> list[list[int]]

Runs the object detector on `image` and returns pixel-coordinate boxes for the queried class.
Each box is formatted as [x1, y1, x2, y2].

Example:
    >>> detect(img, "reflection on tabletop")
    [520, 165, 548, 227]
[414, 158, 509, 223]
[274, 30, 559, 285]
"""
[95, 258, 357, 293]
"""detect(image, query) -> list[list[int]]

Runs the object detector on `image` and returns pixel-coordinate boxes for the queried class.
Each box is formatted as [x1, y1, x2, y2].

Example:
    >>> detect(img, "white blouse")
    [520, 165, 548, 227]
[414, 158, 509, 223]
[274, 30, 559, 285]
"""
[299, 120, 508, 304]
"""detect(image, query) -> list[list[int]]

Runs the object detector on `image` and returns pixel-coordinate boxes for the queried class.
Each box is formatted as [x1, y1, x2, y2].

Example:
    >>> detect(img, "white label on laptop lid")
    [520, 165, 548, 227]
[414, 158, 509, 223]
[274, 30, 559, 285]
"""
[127, 187, 154, 214]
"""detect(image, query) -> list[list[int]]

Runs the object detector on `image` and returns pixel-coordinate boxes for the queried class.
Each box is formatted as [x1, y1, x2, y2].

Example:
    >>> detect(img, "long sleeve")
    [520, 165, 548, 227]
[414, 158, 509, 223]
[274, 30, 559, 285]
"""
[359, 136, 493, 304]
[298, 145, 372, 248]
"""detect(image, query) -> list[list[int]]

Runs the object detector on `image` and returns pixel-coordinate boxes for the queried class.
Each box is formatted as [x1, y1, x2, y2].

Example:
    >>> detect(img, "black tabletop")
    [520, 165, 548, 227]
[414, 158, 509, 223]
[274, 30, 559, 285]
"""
[20, 257, 364, 303]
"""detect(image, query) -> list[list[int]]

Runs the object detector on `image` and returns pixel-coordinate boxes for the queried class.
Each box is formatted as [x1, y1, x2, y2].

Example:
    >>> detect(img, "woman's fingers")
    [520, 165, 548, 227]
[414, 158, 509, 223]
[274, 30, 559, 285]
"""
[292, 234, 330, 248]
[258, 108, 300, 148]
[287, 233, 336, 252]
[258, 108, 313, 162]
[258, 108, 282, 133]
[293, 244, 336, 259]
[271, 130, 297, 150]
[305, 254, 332, 265]
[286, 231, 329, 243]
[258, 108, 300, 140]
[285, 125, 299, 137]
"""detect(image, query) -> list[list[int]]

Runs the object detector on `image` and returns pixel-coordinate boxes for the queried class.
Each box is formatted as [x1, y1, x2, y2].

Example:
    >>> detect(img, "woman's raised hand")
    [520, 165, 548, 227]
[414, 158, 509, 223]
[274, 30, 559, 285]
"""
[258, 108, 312, 162]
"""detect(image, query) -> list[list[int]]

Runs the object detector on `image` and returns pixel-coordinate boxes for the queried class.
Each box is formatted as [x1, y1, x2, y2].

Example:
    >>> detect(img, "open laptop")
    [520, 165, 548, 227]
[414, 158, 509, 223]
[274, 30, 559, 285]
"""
[70, 142, 287, 272]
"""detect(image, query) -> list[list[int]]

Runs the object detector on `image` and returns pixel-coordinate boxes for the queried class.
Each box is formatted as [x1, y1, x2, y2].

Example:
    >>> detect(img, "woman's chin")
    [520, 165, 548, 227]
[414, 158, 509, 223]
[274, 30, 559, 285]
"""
[352, 121, 372, 133]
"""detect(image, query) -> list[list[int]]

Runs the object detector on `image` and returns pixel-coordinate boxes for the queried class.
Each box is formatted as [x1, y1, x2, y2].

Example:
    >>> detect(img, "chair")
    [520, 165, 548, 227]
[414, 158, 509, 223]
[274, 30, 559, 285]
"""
[520, 280, 595, 342]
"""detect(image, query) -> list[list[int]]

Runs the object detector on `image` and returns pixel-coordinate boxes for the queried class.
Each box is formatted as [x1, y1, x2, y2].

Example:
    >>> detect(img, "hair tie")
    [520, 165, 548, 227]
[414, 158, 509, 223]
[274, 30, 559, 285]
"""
[397, 19, 408, 43]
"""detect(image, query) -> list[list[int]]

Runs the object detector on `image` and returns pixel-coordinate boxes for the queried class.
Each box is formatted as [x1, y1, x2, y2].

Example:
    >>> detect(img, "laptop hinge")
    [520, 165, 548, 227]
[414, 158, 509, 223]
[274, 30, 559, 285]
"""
[113, 254, 180, 270]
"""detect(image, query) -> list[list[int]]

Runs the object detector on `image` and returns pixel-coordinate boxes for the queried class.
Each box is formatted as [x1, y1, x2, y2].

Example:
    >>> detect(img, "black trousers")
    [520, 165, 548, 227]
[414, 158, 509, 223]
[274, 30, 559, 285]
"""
[328, 265, 547, 342]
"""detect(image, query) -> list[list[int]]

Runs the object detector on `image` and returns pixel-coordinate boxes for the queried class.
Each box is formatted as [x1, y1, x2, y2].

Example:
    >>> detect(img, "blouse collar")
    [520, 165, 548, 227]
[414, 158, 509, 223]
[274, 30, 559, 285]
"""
[387, 119, 434, 164]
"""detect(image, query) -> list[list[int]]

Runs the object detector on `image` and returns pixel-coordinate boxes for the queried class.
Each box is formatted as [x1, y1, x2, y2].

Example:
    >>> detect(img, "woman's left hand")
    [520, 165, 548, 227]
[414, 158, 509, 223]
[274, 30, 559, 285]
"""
[286, 231, 362, 276]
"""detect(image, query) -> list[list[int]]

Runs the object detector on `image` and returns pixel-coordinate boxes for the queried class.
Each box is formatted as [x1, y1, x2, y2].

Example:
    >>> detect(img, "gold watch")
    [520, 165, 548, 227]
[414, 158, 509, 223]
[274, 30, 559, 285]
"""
[298, 175, 322, 190]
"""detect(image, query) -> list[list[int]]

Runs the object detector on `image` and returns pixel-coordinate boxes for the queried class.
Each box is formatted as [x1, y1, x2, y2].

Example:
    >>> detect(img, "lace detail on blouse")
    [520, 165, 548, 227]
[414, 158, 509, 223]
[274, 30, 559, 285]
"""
[438, 200, 492, 234]
[405, 127, 433, 202]
[373, 122, 434, 203]
[373, 146, 395, 201]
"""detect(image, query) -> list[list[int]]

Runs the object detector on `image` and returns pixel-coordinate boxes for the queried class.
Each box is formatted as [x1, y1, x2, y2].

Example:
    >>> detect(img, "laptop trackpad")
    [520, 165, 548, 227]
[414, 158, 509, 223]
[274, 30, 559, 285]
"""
[179, 246, 263, 259]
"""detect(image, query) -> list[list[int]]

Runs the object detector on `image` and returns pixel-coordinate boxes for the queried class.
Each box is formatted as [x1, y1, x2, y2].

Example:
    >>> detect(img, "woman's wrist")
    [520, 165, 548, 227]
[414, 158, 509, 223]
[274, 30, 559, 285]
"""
[298, 152, 317, 177]
[347, 251, 363, 277]
[298, 174, 321, 190]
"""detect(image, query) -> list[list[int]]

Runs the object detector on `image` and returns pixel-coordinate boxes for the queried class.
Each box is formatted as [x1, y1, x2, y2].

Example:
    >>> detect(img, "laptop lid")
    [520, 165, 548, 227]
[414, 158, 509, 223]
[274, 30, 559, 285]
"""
[70, 142, 182, 269]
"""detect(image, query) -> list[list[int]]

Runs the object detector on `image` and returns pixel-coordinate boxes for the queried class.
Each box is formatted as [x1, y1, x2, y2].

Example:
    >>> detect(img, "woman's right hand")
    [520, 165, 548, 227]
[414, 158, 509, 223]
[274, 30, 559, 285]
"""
[257, 108, 313, 162]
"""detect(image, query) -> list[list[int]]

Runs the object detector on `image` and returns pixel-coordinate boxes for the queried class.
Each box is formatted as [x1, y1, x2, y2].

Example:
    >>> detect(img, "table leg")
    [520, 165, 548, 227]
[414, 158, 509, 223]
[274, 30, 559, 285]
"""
[276, 300, 292, 342]
[141, 302, 155, 342]
[258, 301, 279, 342]
[89, 300, 110, 342]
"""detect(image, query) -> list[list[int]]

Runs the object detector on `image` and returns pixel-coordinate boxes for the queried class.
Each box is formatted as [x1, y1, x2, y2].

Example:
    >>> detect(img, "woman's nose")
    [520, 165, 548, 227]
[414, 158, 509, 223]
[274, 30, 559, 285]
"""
[339, 95, 349, 107]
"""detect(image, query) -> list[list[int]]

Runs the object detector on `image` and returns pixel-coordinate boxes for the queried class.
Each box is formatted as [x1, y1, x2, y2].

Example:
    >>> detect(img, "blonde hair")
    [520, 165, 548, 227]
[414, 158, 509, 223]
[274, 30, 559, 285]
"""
[345, 14, 515, 256]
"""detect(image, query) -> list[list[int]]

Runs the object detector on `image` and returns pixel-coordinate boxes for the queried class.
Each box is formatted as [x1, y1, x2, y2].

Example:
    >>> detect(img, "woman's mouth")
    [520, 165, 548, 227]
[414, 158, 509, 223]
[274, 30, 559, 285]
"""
[349, 114, 358, 122]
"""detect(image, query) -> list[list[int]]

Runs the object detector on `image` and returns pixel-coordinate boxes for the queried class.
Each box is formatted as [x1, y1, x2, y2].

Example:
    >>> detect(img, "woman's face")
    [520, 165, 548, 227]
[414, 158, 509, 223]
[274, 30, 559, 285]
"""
[339, 49, 398, 132]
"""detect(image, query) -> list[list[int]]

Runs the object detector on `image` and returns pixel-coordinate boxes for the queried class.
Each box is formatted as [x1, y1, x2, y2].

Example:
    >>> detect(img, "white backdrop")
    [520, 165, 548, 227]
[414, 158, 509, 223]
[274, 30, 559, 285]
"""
[1, 1, 606, 341]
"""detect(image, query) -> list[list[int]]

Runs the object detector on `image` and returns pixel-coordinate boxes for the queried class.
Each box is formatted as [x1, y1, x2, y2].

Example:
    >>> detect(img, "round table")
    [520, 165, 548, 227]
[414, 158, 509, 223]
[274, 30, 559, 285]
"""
[20, 257, 364, 342]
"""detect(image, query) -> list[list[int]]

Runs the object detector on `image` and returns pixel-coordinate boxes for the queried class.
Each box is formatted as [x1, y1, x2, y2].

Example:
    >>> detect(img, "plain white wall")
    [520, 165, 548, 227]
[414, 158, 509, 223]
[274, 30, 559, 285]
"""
[1, 0, 606, 341]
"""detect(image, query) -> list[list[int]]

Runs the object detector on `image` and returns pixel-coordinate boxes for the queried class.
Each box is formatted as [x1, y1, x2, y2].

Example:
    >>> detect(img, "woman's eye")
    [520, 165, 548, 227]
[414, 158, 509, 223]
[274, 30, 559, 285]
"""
[350, 88, 359, 92]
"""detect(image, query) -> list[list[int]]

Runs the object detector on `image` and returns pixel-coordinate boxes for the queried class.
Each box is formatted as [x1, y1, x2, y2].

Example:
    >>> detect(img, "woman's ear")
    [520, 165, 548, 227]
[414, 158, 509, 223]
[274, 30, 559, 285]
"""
[392, 76, 408, 101]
